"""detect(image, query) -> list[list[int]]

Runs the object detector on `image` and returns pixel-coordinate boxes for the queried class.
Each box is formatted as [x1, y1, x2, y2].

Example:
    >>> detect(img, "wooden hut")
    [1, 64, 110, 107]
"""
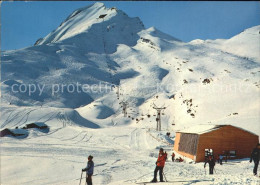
[25, 122, 48, 129]
[0, 128, 28, 137]
[174, 125, 259, 162]
[0, 128, 14, 137]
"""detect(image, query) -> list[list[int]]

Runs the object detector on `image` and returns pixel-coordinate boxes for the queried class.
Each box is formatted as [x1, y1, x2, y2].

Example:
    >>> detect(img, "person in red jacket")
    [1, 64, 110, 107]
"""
[151, 148, 167, 182]
[171, 152, 175, 162]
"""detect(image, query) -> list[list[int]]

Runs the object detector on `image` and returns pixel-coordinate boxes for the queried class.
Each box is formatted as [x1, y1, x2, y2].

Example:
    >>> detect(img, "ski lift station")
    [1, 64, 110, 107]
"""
[173, 125, 259, 162]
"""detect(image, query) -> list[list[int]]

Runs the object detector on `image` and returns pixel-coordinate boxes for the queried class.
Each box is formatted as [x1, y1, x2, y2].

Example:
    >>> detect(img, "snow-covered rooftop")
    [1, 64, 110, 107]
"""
[176, 124, 227, 134]
[177, 124, 259, 136]
[10, 129, 28, 136]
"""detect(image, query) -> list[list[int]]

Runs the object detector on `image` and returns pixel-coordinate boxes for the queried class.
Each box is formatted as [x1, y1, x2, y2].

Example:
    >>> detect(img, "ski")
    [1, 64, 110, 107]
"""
[136, 181, 176, 184]
[136, 178, 215, 184]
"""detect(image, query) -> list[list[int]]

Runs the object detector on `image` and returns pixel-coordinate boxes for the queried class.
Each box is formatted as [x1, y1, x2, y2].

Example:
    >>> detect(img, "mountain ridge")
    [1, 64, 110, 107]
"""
[1, 2, 260, 135]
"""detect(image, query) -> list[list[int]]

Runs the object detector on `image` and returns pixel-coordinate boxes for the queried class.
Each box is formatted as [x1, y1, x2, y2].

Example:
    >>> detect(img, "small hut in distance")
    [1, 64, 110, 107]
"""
[174, 124, 259, 162]
[0, 128, 16, 137]
[0, 128, 28, 138]
[25, 122, 48, 129]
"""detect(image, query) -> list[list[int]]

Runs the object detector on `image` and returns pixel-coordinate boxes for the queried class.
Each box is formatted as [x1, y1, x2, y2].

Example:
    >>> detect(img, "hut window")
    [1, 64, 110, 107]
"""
[178, 133, 199, 155]
[229, 150, 236, 157]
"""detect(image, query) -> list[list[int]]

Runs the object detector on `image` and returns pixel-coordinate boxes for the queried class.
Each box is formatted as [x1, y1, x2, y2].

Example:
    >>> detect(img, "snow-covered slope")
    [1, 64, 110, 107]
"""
[1, 1, 259, 138]
[1, 2, 260, 185]
[221, 26, 260, 62]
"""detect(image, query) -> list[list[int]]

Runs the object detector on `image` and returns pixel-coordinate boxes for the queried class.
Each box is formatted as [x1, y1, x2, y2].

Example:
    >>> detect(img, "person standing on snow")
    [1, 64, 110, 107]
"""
[219, 154, 223, 165]
[250, 143, 260, 176]
[151, 148, 167, 182]
[171, 152, 175, 162]
[204, 155, 215, 175]
[82, 155, 94, 185]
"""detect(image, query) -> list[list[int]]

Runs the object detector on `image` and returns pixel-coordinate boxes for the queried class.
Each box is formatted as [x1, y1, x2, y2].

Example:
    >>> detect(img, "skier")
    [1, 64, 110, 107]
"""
[204, 155, 215, 175]
[151, 148, 167, 182]
[250, 143, 260, 176]
[82, 155, 94, 185]
[171, 152, 175, 162]
[219, 154, 223, 165]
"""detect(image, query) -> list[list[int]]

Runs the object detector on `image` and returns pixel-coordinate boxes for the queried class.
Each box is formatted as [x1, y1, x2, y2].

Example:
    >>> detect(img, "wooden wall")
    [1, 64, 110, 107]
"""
[173, 132, 181, 151]
[174, 126, 259, 162]
[196, 125, 259, 162]
[174, 132, 196, 160]
[178, 133, 199, 155]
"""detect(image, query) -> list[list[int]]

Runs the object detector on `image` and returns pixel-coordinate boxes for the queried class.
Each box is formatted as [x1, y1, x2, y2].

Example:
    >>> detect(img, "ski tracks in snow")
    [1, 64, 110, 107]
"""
[130, 128, 151, 150]
[35, 111, 58, 123]
[1, 108, 36, 128]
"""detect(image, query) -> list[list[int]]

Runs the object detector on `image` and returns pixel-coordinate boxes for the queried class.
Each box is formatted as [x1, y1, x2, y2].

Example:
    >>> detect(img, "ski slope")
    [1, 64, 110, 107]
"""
[1, 119, 259, 185]
[1, 2, 260, 185]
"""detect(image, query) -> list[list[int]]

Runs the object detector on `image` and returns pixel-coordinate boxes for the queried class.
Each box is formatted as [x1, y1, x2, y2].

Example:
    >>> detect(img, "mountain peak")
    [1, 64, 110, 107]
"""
[92, 2, 105, 8]
[63, 2, 105, 23]
[140, 27, 181, 42]
[35, 3, 144, 49]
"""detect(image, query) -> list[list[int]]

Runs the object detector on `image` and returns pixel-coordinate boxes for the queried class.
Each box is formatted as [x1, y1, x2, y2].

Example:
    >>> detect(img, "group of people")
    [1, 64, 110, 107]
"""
[204, 144, 260, 175]
[171, 152, 183, 162]
[81, 144, 260, 184]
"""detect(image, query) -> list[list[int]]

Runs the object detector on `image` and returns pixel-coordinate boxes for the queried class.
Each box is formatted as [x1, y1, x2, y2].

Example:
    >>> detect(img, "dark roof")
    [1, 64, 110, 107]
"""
[0, 129, 14, 137]
[0, 128, 28, 137]
[26, 122, 48, 129]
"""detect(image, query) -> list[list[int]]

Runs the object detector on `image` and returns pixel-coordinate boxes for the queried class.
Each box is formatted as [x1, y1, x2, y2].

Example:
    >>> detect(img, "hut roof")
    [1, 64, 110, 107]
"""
[11, 129, 28, 135]
[33, 122, 47, 127]
[176, 124, 258, 136]
[1, 128, 28, 137]
[0, 128, 14, 137]
[176, 124, 227, 135]
[26, 122, 48, 128]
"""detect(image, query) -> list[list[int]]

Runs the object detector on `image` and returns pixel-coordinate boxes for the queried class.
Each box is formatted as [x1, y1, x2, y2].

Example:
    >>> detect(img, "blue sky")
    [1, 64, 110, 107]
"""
[1, 1, 260, 51]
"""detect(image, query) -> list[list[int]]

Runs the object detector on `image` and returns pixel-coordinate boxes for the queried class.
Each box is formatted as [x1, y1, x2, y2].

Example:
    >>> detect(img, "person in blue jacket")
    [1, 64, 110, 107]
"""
[82, 155, 94, 185]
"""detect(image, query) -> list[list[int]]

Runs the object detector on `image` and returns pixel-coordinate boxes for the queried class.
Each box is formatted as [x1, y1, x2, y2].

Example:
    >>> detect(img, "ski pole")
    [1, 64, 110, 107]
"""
[85, 172, 87, 185]
[214, 168, 217, 174]
[79, 171, 83, 185]
[162, 171, 168, 182]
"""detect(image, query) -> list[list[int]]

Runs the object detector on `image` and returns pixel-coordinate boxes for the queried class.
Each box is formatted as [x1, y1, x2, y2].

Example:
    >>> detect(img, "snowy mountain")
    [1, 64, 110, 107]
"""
[1, 2, 260, 185]
[35, 2, 144, 53]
